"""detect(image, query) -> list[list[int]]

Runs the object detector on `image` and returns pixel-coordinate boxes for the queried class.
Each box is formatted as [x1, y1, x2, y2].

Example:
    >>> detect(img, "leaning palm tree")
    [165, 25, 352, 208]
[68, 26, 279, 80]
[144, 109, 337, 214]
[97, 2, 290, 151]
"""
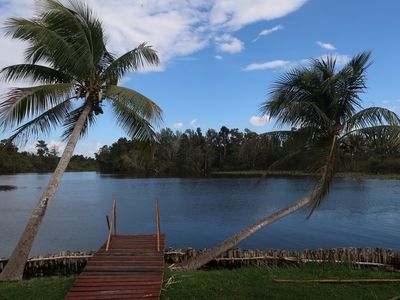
[0, 0, 162, 281]
[180, 52, 400, 270]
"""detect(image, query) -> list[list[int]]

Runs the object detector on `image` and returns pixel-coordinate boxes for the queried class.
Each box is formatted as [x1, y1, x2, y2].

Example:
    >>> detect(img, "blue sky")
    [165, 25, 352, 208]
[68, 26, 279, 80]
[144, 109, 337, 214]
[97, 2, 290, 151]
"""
[0, 0, 399, 156]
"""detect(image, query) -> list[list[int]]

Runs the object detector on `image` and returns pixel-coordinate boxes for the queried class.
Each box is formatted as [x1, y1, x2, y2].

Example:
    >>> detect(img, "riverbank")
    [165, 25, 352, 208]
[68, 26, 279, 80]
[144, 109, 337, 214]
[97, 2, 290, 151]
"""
[2, 170, 400, 180]
[211, 170, 400, 179]
[1, 247, 399, 278]
[1, 264, 400, 299]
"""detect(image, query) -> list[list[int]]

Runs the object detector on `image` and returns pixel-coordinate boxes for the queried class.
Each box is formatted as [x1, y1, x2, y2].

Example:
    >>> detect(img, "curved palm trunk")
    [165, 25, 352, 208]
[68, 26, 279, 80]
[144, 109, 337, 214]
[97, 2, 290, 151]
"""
[179, 136, 337, 271]
[0, 102, 92, 282]
[179, 196, 311, 270]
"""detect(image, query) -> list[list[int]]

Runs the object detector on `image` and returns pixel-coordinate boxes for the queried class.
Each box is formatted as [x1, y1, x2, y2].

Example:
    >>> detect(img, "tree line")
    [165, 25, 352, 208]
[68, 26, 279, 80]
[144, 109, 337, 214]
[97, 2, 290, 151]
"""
[0, 140, 97, 174]
[2, 124, 399, 177]
[95, 125, 400, 176]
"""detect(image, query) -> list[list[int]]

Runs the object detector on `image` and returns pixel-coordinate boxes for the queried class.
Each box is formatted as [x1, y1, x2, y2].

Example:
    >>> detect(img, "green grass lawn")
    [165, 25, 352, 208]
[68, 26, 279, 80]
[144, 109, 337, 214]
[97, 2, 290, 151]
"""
[0, 277, 74, 300]
[0, 264, 399, 299]
[162, 264, 400, 300]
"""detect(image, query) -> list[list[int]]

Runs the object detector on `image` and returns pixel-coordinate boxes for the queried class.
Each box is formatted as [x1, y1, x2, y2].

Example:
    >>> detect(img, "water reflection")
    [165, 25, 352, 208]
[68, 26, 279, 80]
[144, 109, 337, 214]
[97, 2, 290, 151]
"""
[0, 172, 399, 257]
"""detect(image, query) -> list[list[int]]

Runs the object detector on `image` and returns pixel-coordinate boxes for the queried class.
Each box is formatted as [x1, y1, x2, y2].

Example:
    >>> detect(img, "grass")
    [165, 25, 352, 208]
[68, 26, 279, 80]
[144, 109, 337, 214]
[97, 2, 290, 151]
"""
[0, 264, 399, 299]
[162, 264, 400, 300]
[0, 277, 74, 300]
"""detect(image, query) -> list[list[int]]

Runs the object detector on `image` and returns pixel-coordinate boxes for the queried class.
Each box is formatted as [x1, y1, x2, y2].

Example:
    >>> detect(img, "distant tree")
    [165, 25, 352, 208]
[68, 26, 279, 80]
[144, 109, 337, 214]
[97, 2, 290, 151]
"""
[49, 145, 59, 157]
[0, 140, 20, 173]
[35, 140, 49, 157]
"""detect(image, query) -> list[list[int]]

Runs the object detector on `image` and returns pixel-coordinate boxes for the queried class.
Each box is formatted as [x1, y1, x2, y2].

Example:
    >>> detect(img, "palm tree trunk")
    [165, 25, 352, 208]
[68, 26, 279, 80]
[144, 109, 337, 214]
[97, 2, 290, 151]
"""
[0, 102, 92, 282]
[178, 196, 311, 270]
[179, 136, 338, 271]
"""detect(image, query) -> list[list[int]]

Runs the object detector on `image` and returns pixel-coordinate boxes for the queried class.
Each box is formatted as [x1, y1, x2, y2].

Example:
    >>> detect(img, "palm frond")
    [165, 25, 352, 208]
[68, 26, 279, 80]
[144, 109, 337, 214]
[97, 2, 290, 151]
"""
[61, 104, 96, 141]
[313, 55, 336, 80]
[4, 17, 78, 69]
[7, 98, 73, 144]
[65, 0, 105, 66]
[262, 67, 334, 130]
[261, 67, 307, 117]
[40, 0, 96, 74]
[345, 52, 372, 76]
[342, 125, 400, 151]
[263, 100, 331, 130]
[0, 83, 73, 130]
[335, 52, 371, 123]
[1, 64, 72, 84]
[109, 92, 159, 142]
[344, 107, 400, 132]
[103, 43, 159, 84]
[106, 85, 162, 123]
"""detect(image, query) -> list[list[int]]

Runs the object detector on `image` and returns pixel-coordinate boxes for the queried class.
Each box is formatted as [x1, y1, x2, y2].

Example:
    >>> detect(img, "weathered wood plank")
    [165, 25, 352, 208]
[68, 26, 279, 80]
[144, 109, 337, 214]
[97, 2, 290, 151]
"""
[65, 234, 165, 300]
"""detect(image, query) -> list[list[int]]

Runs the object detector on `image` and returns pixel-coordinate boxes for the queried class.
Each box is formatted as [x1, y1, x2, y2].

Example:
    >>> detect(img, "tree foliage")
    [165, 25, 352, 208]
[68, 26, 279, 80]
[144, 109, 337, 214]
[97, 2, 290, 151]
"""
[261, 52, 400, 215]
[94, 125, 400, 177]
[0, 139, 97, 174]
[0, 0, 162, 146]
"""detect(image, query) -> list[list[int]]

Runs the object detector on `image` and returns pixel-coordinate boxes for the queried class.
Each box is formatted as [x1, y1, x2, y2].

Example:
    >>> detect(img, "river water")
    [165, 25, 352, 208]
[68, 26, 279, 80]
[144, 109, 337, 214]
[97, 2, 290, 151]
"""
[0, 172, 399, 256]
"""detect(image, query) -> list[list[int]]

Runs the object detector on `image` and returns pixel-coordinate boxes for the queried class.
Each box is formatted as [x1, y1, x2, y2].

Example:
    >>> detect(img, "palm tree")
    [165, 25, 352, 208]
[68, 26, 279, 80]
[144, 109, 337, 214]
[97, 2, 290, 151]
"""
[0, 0, 162, 281]
[179, 52, 400, 270]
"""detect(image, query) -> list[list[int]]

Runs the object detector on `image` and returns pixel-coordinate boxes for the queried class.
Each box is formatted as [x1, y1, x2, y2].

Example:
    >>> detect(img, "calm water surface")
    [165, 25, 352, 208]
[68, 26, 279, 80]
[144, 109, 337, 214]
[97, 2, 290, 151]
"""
[0, 172, 399, 256]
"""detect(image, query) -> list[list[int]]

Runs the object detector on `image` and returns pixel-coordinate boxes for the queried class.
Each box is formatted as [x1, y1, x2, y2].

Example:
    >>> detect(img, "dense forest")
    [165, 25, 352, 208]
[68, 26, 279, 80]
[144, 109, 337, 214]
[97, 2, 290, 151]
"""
[1, 125, 400, 176]
[0, 140, 97, 174]
[95, 126, 400, 176]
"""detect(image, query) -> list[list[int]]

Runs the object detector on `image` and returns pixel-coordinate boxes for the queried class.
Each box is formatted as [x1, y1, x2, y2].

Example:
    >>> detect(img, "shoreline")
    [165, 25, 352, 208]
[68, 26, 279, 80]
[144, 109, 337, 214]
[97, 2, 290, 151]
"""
[211, 170, 400, 180]
[1, 247, 399, 278]
[2, 170, 400, 180]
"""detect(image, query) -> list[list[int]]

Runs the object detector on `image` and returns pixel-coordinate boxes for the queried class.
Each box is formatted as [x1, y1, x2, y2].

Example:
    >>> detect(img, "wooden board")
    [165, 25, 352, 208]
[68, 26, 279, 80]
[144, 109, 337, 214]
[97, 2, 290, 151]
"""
[65, 234, 165, 300]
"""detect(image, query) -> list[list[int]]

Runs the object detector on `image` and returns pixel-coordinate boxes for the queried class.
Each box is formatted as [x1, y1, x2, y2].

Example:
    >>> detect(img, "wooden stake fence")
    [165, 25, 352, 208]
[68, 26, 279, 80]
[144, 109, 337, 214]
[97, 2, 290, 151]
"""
[1, 247, 399, 278]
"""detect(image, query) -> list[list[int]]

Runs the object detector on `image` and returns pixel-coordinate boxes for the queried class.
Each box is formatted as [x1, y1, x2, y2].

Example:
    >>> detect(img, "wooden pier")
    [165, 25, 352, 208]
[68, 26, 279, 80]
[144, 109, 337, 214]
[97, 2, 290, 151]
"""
[65, 200, 165, 300]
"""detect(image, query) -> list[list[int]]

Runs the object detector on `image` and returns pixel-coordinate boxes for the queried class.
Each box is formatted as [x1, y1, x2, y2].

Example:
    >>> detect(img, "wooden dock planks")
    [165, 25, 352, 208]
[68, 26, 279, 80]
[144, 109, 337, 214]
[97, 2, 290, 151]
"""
[65, 234, 165, 300]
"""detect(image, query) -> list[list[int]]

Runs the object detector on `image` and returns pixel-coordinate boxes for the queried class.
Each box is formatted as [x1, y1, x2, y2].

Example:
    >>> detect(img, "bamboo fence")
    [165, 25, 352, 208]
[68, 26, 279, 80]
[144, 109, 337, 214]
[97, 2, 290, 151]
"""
[0, 247, 399, 278]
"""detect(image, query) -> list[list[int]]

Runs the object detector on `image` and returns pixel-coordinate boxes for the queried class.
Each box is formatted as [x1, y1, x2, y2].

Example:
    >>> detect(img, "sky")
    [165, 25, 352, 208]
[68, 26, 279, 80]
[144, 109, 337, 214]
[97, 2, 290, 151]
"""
[0, 0, 399, 157]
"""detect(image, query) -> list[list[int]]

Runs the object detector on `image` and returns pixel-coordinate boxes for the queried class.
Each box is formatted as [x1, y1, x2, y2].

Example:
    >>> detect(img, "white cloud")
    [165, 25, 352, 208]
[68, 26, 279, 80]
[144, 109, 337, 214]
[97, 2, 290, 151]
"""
[190, 119, 199, 128]
[253, 25, 284, 42]
[172, 122, 184, 129]
[20, 143, 36, 153]
[210, 0, 307, 30]
[250, 115, 271, 127]
[215, 55, 223, 60]
[20, 140, 66, 154]
[75, 142, 103, 157]
[215, 34, 244, 53]
[242, 60, 291, 71]
[382, 99, 390, 104]
[48, 140, 66, 154]
[243, 53, 350, 71]
[0, 0, 307, 74]
[316, 41, 336, 50]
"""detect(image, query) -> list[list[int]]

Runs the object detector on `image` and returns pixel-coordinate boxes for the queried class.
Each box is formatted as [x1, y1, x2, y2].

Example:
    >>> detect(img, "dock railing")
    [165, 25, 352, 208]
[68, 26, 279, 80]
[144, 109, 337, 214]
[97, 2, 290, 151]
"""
[156, 198, 161, 252]
[105, 199, 117, 251]
[104, 199, 161, 252]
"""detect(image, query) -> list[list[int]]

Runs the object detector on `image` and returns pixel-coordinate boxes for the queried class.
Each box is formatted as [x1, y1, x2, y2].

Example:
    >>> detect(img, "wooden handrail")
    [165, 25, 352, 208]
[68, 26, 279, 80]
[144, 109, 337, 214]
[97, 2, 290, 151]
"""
[106, 200, 116, 251]
[106, 215, 110, 231]
[113, 200, 117, 235]
[156, 198, 161, 252]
